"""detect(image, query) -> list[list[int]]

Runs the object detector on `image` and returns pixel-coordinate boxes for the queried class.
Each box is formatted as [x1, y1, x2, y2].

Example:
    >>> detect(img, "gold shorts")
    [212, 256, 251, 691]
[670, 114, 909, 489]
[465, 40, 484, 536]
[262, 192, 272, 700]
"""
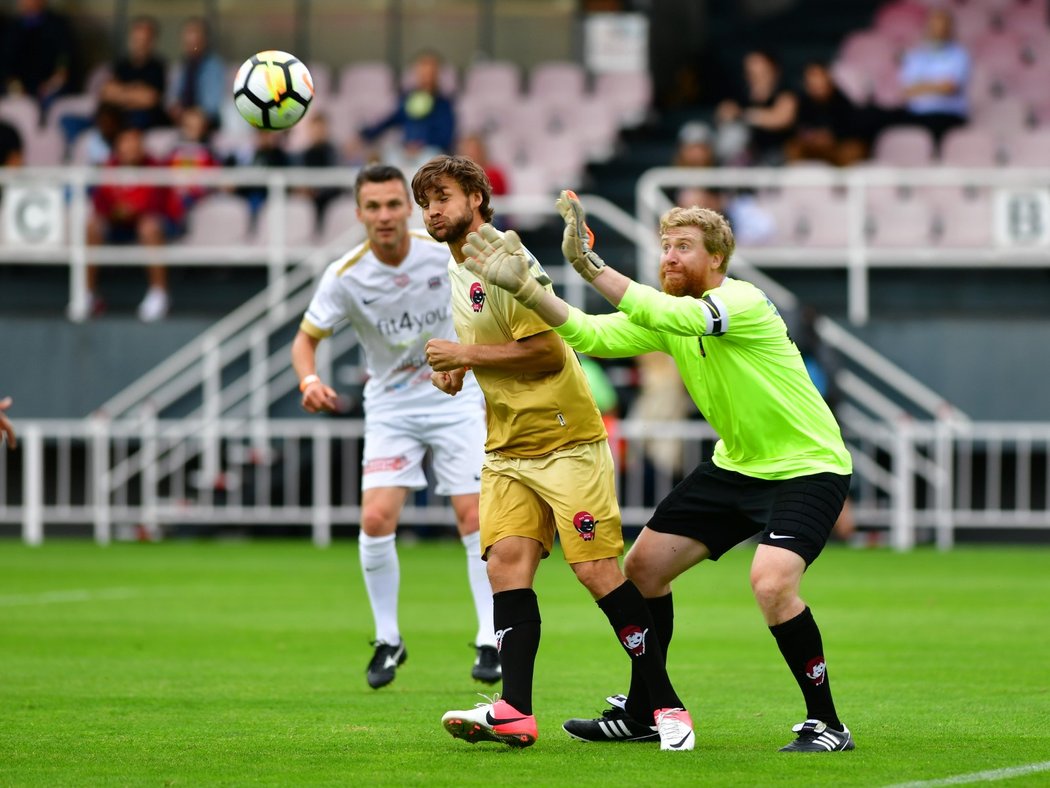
[479, 439, 623, 564]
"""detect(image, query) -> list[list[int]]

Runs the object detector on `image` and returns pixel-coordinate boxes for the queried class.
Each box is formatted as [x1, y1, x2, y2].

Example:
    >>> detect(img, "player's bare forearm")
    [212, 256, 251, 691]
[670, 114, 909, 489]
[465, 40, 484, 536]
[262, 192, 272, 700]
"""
[290, 330, 340, 413]
[587, 265, 633, 308]
[426, 332, 564, 375]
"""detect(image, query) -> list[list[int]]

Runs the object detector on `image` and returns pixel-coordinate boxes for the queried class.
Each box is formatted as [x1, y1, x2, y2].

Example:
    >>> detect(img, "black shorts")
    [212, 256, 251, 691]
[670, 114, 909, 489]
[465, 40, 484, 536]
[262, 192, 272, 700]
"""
[646, 462, 851, 565]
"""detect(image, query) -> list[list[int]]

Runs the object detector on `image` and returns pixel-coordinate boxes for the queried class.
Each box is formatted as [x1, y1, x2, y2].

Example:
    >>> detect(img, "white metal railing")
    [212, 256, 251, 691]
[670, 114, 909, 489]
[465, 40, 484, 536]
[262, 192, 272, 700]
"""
[3, 417, 1047, 550]
[636, 165, 1050, 325]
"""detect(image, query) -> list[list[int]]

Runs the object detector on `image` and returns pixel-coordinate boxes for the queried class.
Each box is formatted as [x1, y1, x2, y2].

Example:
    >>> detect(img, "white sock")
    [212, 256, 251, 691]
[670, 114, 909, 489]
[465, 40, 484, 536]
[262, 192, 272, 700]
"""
[462, 531, 495, 648]
[359, 532, 400, 645]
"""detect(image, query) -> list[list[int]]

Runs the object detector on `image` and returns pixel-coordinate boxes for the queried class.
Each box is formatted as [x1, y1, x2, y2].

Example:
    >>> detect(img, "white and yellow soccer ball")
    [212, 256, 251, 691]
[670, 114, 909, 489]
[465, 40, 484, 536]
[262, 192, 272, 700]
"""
[232, 51, 314, 130]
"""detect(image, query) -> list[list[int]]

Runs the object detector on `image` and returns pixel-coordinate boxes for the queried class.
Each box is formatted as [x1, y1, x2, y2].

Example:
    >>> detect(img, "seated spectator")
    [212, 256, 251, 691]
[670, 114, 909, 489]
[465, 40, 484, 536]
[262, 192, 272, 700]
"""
[98, 15, 168, 130]
[71, 126, 183, 322]
[0, 0, 74, 116]
[0, 119, 25, 166]
[360, 50, 455, 170]
[456, 133, 507, 197]
[893, 7, 970, 148]
[78, 103, 126, 166]
[167, 17, 226, 130]
[294, 112, 342, 225]
[785, 62, 868, 166]
[231, 129, 290, 216]
[673, 121, 716, 168]
[167, 106, 220, 212]
[715, 49, 798, 166]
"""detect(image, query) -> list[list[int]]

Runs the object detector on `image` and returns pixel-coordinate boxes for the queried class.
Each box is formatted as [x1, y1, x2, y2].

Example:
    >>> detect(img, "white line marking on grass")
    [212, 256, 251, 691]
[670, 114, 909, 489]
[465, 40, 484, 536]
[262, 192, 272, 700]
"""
[885, 760, 1050, 787]
[0, 587, 141, 607]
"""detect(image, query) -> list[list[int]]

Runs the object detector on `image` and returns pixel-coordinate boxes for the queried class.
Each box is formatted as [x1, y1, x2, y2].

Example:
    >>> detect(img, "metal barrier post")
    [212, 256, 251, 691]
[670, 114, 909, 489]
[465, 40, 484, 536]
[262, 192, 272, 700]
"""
[891, 418, 916, 551]
[311, 425, 331, 548]
[91, 417, 112, 545]
[934, 419, 955, 550]
[22, 425, 43, 546]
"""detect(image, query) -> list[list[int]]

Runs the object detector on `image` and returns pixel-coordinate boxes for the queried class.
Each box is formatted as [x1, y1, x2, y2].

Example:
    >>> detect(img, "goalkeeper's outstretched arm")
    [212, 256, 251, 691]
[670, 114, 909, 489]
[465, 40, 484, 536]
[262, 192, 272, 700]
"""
[555, 189, 633, 308]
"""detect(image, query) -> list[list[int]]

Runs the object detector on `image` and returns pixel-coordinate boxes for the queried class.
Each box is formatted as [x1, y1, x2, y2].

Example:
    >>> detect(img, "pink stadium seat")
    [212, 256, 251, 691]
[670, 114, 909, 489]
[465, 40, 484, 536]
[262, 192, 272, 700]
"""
[48, 93, 97, 133]
[838, 31, 900, 75]
[484, 129, 526, 169]
[868, 197, 934, 247]
[253, 194, 318, 248]
[462, 61, 522, 100]
[504, 164, 551, 230]
[317, 194, 361, 247]
[1002, 129, 1050, 165]
[24, 126, 64, 166]
[940, 127, 1000, 166]
[593, 71, 652, 127]
[529, 61, 587, 101]
[85, 63, 112, 96]
[830, 61, 871, 105]
[0, 95, 39, 138]
[526, 131, 586, 190]
[970, 31, 1026, 76]
[970, 96, 1029, 134]
[306, 62, 334, 101]
[797, 199, 851, 248]
[181, 194, 251, 246]
[874, 126, 935, 166]
[751, 195, 802, 245]
[566, 98, 620, 162]
[935, 193, 994, 247]
[1006, 62, 1050, 104]
[338, 62, 395, 100]
[874, 1, 927, 47]
[952, 5, 996, 45]
[871, 63, 906, 108]
[1001, 1, 1050, 38]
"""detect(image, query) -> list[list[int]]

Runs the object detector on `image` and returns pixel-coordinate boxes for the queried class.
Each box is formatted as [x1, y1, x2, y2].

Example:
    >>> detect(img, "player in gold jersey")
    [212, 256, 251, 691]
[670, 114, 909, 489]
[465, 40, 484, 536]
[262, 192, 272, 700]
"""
[412, 155, 694, 751]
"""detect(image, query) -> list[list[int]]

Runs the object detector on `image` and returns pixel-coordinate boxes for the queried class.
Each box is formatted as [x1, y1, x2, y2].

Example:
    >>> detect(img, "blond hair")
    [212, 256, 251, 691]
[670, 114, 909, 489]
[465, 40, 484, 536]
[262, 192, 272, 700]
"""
[660, 206, 735, 272]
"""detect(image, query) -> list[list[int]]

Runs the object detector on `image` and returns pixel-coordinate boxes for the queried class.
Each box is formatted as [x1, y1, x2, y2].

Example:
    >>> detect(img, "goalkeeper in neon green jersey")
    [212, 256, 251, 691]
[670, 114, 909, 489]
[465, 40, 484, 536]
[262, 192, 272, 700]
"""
[460, 194, 855, 753]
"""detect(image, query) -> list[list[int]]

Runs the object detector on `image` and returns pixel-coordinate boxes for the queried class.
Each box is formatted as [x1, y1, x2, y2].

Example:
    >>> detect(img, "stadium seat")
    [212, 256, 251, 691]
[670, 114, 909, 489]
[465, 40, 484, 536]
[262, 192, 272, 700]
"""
[1001, 2, 1050, 39]
[751, 195, 802, 245]
[952, 5, 996, 45]
[567, 98, 620, 162]
[400, 61, 458, 95]
[797, 198, 851, 248]
[24, 126, 65, 166]
[593, 71, 652, 127]
[971, 97, 1030, 134]
[874, 1, 926, 47]
[934, 192, 994, 247]
[830, 60, 871, 105]
[181, 194, 252, 246]
[462, 61, 522, 101]
[253, 194, 318, 248]
[838, 30, 901, 75]
[317, 194, 361, 248]
[940, 127, 1001, 166]
[0, 95, 39, 138]
[306, 62, 334, 101]
[868, 196, 934, 247]
[47, 93, 97, 136]
[84, 63, 112, 96]
[529, 61, 587, 102]
[338, 61, 396, 101]
[874, 126, 935, 166]
[527, 132, 586, 191]
[1002, 129, 1050, 165]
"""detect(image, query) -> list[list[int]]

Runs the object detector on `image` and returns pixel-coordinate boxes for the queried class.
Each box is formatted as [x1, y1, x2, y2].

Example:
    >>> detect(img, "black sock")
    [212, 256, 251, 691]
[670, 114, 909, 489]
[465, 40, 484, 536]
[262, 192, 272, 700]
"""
[624, 592, 674, 723]
[492, 588, 541, 715]
[769, 606, 843, 730]
[597, 581, 682, 716]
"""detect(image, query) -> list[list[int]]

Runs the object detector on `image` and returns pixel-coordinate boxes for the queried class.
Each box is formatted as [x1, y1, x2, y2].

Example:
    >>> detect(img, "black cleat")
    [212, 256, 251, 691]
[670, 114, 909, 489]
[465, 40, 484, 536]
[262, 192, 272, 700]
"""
[366, 640, 407, 689]
[563, 696, 659, 743]
[779, 719, 855, 752]
[471, 645, 502, 684]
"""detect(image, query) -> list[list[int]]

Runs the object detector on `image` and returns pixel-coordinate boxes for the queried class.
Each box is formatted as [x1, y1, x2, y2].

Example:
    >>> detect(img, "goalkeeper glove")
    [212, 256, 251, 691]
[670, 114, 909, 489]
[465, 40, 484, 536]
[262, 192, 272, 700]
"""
[462, 224, 546, 309]
[555, 189, 606, 282]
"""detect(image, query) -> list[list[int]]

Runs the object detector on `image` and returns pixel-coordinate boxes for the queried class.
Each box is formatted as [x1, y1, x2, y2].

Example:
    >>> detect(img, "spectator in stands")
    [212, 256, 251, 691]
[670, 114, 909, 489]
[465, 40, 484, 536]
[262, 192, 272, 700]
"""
[361, 50, 455, 170]
[894, 7, 971, 148]
[167, 106, 220, 213]
[0, 119, 25, 166]
[78, 103, 126, 166]
[167, 17, 226, 130]
[98, 15, 168, 130]
[715, 49, 798, 166]
[456, 133, 507, 198]
[0, 396, 15, 450]
[0, 0, 74, 116]
[785, 62, 868, 167]
[72, 126, 183, 322]
[232, 129, 291, 216]
[294, 112, 342, 226]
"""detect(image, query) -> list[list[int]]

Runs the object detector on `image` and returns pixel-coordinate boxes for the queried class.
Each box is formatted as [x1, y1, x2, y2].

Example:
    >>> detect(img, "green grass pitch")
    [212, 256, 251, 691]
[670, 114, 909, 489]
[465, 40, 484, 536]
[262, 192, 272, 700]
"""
[1, 538, 1048, 786]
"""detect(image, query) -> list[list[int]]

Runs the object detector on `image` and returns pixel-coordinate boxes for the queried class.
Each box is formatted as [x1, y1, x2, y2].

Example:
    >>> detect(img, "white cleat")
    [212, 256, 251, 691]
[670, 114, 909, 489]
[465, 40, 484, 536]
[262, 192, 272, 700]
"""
[654, 707, 695, 751]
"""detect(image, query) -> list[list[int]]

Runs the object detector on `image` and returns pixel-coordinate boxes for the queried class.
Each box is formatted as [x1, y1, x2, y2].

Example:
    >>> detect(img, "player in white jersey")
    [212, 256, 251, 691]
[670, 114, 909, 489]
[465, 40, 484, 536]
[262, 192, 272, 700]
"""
[291, 164, 498, 689]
